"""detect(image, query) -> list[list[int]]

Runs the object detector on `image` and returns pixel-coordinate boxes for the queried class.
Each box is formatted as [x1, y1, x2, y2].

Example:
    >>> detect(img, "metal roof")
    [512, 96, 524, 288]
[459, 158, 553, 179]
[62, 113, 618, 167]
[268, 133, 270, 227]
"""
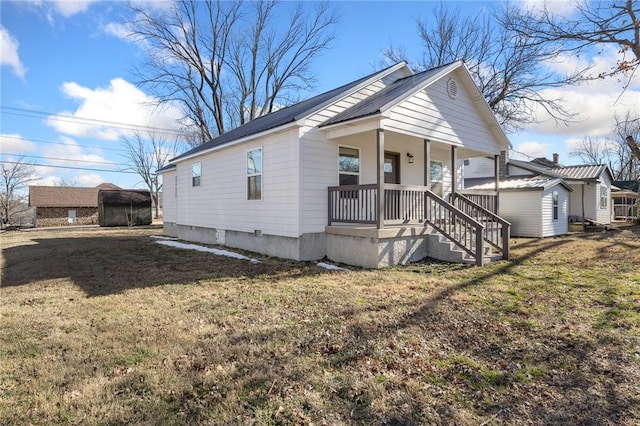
[320, 61, 460, 127]
[552, 164, 609, 181]
[466, 177, 573, 192]
[170, 61, 409, 163]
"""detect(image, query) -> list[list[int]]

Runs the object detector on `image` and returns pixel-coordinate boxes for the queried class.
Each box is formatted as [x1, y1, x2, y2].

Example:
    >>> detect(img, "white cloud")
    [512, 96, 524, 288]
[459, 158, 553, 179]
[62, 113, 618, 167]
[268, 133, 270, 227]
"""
[51, 0, 99, 17]
[48, 78, 183, 141]
[0, 25, 27, 78]
[511, 141, 553, 160]
[42, 136, 113, 167]
[103, 22, 132, 40]
[525, 46, 640, 139]
[76, 172, 106, 186]
[0, 134, 36, 154]
[519, 0, 578, 16]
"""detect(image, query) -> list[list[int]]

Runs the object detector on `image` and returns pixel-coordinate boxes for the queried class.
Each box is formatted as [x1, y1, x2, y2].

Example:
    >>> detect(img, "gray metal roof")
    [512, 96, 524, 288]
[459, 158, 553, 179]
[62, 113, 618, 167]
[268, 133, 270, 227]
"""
[320, 61, 460, 127]
[552, 164, 609, 181]
[169, 62, 408, 163]
[466, 177, 573, 192]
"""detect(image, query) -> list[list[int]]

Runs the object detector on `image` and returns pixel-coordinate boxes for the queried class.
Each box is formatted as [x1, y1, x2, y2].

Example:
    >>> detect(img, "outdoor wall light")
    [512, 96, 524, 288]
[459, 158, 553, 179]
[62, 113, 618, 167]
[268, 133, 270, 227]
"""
[407, 152, 414, 163]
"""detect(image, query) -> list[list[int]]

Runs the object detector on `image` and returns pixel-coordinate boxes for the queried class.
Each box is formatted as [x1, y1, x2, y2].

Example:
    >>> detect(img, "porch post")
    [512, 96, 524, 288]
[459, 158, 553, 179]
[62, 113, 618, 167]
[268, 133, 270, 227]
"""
[494, 154, 500, 214]
[451, 145, 458, 199]
[423, 139, 431, 188]
[377, 128, 385, 229]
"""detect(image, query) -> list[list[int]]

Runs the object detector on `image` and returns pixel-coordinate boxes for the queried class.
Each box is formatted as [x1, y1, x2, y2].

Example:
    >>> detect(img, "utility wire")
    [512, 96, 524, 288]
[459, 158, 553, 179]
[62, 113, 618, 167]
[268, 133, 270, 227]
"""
[1, 106, 187, 136]
[0, 153, 132, 167]
[1, 135, 128, 153]
[0, 160, 139, 174]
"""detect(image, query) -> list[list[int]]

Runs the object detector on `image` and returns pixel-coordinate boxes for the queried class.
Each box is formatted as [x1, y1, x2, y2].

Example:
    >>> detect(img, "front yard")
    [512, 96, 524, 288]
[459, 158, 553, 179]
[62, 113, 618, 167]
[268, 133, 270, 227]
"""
[1, 226, 639, 424]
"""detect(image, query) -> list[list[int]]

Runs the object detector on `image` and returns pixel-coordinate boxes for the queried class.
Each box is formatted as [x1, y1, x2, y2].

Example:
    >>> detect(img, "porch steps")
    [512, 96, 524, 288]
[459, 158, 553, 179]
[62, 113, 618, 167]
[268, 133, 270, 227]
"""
[427, 229, 502, 265]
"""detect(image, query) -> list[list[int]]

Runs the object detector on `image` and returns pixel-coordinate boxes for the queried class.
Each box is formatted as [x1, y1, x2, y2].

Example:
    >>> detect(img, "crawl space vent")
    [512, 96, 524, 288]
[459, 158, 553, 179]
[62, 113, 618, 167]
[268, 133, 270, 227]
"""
[447, 78, 458, 99]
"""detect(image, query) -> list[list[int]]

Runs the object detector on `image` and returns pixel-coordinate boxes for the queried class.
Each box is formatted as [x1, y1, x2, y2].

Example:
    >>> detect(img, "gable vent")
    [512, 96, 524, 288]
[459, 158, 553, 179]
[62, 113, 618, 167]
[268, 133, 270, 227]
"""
[447, 78, 458, 99]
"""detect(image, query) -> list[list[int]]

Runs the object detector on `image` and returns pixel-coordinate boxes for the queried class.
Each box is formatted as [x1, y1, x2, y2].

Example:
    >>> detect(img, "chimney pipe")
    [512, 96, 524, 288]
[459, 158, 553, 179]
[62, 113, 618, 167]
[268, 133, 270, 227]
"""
[553, 153, 559, 166]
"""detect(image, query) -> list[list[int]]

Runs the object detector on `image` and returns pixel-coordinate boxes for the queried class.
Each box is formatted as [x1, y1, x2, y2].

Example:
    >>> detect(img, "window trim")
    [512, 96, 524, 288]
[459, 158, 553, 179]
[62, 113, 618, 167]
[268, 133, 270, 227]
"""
[552, 190, 559, 221]
[247, 147, 263, 201]
[430, 161, 443, 183]
[599, 185, 608, 209]
[191, 162, 201, 187]
[338, 145, 360, 186]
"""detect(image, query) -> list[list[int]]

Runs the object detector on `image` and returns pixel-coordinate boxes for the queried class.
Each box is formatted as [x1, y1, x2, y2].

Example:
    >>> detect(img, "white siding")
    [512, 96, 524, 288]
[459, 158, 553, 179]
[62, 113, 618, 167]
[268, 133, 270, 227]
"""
[299, 129, 457, 234]
[597, 173, 612, 224]
[384, 70, 503, 155]
[541, 186, 569, 237]
[174, 128, 300, 238]
[161, 170, 177, 223]
[498, 191, 543, 237]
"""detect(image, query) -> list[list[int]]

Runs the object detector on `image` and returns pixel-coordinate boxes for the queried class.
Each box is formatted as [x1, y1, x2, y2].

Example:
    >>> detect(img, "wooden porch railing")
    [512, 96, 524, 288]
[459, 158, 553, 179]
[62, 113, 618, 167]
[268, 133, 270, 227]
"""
[328, 184, 488, 266]
[457, 190, 498, 214]
[451, 192, 510, 260]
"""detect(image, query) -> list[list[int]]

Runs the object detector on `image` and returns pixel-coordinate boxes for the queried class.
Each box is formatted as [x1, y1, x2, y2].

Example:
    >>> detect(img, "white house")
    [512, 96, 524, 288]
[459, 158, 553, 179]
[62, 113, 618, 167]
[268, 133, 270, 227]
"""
[465, 154, 614, 235]
[160, 61, 512, 268]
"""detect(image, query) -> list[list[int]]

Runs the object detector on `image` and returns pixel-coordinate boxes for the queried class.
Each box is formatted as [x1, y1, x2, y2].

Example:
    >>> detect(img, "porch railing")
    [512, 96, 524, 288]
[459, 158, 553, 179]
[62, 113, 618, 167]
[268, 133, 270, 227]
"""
[328, 184, 487, 266]
[457, 190, 498, 214]
[451, 192, 510, 260]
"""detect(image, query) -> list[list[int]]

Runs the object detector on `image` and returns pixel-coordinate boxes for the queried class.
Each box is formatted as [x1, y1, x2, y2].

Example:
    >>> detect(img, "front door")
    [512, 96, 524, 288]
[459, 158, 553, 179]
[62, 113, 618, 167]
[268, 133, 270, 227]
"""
[384, 152, 401, 221]
[384, 152, 400, 184]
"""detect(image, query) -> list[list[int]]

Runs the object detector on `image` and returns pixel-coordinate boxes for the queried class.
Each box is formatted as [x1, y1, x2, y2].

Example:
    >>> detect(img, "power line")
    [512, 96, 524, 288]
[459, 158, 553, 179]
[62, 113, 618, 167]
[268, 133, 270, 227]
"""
[0, 160, 139, 174]
[1, 135, 128, 153]
[1, 106, 187, 136]
[0, 153, 131, 167]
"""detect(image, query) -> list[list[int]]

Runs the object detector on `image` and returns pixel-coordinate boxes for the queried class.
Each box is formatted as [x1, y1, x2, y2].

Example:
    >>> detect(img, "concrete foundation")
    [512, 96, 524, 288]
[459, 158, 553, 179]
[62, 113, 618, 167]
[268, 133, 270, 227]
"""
[168, 224, 326, 261]
[326, 225, 432, 268]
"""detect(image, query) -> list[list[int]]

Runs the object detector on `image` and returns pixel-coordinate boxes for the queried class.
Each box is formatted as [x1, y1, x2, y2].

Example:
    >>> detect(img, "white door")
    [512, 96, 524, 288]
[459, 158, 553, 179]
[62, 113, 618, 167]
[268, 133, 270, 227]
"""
[68, 210, 76, 224]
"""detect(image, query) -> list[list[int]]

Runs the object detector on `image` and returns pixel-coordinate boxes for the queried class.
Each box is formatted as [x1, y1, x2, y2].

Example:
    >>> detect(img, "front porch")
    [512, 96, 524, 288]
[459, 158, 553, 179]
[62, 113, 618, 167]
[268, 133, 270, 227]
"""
[326, 183, 509, 267]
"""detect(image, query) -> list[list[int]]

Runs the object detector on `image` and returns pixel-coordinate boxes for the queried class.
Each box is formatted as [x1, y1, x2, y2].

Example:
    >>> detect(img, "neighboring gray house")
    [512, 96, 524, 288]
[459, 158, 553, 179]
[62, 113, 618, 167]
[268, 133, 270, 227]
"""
[160, 61, 513, 267]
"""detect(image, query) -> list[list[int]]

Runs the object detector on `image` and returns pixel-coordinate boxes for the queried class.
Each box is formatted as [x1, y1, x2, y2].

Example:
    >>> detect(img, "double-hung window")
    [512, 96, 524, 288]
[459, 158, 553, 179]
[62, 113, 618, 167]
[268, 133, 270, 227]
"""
[192, 163, 201, 187]
[552, 190, 559, 220]
[247, 148, 262, 200]
[600, 186, 608, 209]
[338, 147, 359, 186]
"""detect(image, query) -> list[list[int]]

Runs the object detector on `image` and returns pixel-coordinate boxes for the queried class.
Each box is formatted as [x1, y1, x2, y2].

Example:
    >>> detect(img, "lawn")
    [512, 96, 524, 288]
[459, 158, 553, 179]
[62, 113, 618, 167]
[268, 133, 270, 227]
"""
[1, 225, 639, 425]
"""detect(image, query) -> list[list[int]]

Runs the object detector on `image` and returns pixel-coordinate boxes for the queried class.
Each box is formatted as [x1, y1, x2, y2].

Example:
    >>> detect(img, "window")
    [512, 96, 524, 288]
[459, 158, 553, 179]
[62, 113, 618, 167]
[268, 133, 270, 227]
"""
[247, 148, 262, 200]
[600, 186, 608, 209]
[552, 190, 559, 220]
[430, 161, 443, 182]
[339, 147, 359, 185]
[192, 163, 201, 187]
[68, 210, 76, 224]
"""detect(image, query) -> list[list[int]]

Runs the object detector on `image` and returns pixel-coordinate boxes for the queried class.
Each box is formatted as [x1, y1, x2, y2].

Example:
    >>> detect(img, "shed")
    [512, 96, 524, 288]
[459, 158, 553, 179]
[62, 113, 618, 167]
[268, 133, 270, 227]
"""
[466, 177, 573, 237]
[98, 189, 152, 227]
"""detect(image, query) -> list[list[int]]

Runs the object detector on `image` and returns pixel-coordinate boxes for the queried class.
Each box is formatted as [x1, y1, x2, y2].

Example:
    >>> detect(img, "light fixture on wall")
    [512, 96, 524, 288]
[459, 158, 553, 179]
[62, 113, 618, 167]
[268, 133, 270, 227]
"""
[407, 152, 414, 164]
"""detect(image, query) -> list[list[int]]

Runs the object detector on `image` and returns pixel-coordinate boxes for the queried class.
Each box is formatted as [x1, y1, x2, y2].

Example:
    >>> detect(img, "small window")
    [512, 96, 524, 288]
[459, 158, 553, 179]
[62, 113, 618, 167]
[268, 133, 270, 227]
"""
[600, 186, 608, 209]
[68, 210, 76, 224]
[430, 161, 443, 182]
[552, 190, 559, 220]
[192, 163, 201, 187]
[247, 148, 262, 200]
[339, 146, 359, 186]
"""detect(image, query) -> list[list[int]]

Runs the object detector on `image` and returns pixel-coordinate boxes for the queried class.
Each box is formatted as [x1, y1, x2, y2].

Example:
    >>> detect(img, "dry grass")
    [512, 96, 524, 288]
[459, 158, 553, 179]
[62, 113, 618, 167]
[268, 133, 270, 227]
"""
[1, 225, 639, 425]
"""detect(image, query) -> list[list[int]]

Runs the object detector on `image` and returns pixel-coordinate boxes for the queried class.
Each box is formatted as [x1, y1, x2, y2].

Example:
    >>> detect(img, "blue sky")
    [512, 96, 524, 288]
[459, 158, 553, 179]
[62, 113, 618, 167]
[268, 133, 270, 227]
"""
[1, 0, 639, 189]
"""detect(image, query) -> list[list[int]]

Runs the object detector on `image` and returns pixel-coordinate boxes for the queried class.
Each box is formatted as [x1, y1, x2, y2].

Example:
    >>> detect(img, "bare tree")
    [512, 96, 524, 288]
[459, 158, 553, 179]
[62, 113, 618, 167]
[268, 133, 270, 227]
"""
[385, 3, 587, 132]
[570, 112, 640, 180]
[128, 0, 337, 144]
[122, 131, 181, 219]
[0, 157, 39, 227]
[53, 178, 79, 187]
[570, 136, 614, 165]
[613, 112, 640, 179]
[503, 0, 640, 83]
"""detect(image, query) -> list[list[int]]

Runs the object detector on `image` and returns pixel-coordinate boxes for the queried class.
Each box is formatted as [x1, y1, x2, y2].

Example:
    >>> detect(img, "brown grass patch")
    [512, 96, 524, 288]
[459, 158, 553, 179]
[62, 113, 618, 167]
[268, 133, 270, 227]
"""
[1, 225, 639, 424]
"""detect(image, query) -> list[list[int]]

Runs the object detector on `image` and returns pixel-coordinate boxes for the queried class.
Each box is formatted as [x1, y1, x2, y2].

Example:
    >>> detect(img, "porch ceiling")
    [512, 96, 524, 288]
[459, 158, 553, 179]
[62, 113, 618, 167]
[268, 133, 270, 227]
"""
[323, 124, 500, 160]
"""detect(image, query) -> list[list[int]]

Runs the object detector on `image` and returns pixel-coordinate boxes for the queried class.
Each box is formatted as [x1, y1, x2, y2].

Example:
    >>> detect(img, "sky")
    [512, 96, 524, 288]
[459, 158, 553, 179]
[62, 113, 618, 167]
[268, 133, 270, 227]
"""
[1, 0, 639, 189]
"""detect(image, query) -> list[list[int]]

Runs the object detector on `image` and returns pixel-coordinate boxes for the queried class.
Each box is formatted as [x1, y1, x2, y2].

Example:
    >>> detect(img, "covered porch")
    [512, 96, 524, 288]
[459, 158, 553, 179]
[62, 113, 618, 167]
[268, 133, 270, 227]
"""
[324, 128, 510, 267]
